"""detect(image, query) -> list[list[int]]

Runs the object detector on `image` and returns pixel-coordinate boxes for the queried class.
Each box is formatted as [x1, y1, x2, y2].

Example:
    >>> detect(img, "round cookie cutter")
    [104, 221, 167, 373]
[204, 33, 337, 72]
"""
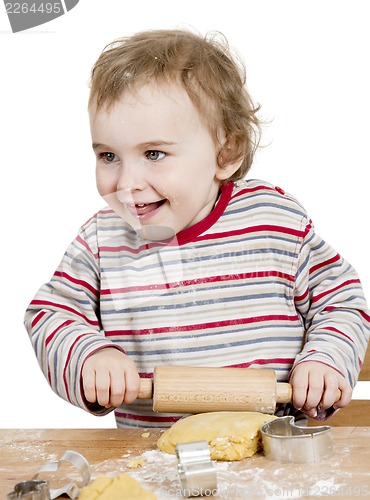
[260, 416, 333, 463]
[175, 441, 217, 497]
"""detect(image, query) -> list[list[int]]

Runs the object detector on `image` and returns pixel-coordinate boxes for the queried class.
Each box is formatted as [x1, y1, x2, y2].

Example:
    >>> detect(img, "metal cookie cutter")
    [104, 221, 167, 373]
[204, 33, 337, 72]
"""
[7, 480, 50, 500]
[260, 416, 333, 463]
[176, 441, 217, 498]
[8, 450, 91, 500]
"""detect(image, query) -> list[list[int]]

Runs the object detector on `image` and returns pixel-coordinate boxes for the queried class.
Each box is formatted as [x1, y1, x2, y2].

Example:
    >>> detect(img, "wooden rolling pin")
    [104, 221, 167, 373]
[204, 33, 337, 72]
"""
[138, 366, 341, 414]
[137, 366, 292, 414]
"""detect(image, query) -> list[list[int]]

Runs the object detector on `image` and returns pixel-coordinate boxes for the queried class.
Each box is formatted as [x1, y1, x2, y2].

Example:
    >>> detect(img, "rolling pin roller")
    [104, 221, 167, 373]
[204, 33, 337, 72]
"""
[138, 366, 291, 414]
[137, 366, 341, 414]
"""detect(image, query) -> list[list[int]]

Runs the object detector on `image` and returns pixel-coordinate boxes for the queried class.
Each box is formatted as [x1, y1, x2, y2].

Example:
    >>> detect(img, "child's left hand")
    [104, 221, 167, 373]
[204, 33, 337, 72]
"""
[289, 361, 352, 419]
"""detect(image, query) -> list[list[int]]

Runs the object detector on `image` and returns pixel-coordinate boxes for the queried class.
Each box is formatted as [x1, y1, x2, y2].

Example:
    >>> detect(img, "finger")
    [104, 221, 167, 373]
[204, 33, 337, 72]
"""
[333, 380, 352, 409]
[291, 372, 309, 410]
[303, 407, 320, 419]
[82, 366, 97, 404]
[123, 370, 141, 404]
[95, 369, 111, 407]
[319, 372, 340, 409]
[304, 372, 324, 411]
[109, 372, 125, 408]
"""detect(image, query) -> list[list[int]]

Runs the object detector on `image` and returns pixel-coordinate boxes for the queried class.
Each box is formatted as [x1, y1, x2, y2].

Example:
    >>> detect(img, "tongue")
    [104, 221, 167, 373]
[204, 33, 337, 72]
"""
[136, 201, 163, 215]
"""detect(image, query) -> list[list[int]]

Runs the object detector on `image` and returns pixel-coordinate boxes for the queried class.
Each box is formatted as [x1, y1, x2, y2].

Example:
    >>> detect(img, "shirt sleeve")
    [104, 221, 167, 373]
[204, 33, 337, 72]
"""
[24, 222, 123, 416]
[292, 218, 370, 388]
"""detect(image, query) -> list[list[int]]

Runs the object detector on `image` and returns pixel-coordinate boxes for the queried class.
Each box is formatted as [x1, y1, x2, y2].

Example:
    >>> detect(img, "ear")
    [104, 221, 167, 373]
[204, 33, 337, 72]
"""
[216, 155, 243, 181]
[215, 135, 244, 181]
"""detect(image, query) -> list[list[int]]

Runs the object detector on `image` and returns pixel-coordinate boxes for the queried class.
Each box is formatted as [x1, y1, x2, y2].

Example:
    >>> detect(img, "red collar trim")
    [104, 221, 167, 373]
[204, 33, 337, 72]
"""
[175, 182, 234, 245]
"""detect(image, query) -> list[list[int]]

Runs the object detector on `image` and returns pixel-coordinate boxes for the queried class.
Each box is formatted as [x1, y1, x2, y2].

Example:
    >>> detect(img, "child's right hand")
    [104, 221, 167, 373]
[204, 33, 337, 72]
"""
[82, 348, 140, 408]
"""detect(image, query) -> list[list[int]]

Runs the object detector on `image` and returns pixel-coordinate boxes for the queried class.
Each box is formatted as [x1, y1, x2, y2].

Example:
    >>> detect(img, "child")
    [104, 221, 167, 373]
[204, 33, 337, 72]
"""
[25, 29, 369, 428]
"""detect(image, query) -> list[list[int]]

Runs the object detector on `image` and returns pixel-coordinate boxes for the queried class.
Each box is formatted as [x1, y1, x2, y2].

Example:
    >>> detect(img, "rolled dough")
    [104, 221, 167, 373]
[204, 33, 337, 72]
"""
[78, 473, 156, 499]
[157, 411, 277, 461]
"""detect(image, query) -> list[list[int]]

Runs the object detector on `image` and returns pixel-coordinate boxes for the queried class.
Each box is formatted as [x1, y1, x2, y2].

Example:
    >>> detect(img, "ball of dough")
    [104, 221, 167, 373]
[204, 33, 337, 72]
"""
[78, 473, 156, 499]
[157, 411, 277, 461]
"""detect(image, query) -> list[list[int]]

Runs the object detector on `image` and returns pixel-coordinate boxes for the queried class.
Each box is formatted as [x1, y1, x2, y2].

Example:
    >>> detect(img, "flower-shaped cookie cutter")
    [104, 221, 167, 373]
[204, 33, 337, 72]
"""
[8, 450, 91, 499]
[260, 416, 333, 463]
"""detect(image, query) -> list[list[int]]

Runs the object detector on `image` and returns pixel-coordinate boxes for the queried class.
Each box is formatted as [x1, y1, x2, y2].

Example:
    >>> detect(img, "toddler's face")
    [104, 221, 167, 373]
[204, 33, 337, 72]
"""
[89, 82, 234, 239]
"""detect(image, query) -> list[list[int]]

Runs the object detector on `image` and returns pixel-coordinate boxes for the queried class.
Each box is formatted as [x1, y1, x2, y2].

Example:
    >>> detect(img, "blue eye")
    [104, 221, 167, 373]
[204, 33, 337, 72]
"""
[101, 152, 119, 163]
[146, 150, 165, 161]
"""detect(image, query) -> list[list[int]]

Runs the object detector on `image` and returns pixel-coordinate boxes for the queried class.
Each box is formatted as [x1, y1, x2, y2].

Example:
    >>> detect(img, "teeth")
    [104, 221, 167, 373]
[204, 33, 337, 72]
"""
[136, 204, 146, 207]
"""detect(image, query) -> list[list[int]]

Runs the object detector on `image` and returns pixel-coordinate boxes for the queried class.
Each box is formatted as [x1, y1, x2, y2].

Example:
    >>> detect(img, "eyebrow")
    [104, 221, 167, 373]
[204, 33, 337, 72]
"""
[92, 143, 109, 151]
[92, 140, 176, 151]
[139, 140, 176, 148]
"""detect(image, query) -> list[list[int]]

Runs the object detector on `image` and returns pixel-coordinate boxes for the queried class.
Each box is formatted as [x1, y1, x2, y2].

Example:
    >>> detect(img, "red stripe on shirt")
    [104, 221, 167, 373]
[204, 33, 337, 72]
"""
[30, 300, 99, 327]
[76, 234, 97, 257]
[310, 254, 341, 274]
[312, 279, 361, 303]
[31, 310, 47, 328]
[359, 309, 370, 323]
[63, 333, 90, 401]
[54, 271, 99, 296]
[198, 224, 306, 242]
[46, 320, 74, 346]
[105, 314, 299, 336]
[295, 288, 309, 302]
[325, 326, 354, 343]
[228, 358, 295, 368]
[101, 271, 294, 295]
[231, 185, 276, 198]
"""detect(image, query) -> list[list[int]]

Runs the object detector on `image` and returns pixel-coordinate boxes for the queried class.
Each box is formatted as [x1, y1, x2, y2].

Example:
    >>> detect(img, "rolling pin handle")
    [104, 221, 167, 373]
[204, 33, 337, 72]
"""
[335, 389, 341, 403]
[138, 378, 153, 399]
[276, 382, 293, 404]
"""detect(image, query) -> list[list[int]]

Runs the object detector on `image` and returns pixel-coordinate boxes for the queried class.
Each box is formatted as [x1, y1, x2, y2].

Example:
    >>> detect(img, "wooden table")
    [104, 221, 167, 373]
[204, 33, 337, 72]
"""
[1, 428, 369, 499]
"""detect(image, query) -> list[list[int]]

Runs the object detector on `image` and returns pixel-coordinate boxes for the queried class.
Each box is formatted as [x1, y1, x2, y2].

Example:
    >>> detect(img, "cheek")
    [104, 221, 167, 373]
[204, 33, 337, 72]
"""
[96, 168, 117, 196]
[153, 172, 179, 202]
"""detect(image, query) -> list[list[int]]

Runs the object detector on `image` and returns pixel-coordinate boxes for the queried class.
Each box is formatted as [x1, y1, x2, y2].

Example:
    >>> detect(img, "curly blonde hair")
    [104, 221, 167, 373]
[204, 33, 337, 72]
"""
[89, 29, 261, 181]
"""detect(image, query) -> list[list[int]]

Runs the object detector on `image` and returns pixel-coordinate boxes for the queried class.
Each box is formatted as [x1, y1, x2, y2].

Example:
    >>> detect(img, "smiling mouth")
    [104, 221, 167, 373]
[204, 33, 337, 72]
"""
[128, 200, 166, 217]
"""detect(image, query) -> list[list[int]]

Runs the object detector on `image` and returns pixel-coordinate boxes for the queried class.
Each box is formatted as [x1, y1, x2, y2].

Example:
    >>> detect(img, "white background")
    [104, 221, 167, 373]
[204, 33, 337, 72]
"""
[0, 0, 369, 427]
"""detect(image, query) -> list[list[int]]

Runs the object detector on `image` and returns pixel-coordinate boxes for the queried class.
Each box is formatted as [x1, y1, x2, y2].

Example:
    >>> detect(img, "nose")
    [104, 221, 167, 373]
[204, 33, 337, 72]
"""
[116, 162, 146, 194]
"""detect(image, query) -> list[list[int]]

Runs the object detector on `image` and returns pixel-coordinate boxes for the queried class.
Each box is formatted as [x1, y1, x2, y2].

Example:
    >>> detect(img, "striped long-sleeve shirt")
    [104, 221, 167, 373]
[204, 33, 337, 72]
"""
[24, 179, 370, 427]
